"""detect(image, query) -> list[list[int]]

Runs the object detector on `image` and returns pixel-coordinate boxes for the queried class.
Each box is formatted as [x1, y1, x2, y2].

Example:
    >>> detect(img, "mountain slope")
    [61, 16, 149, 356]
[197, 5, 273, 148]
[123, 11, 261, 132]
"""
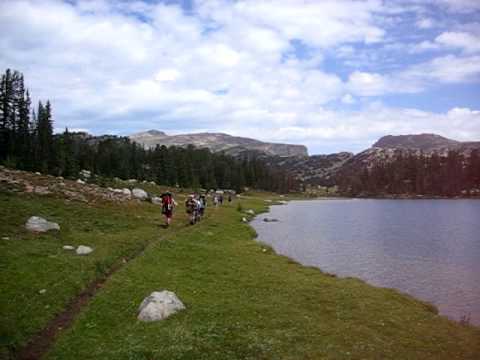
[129, 130, 308, 157]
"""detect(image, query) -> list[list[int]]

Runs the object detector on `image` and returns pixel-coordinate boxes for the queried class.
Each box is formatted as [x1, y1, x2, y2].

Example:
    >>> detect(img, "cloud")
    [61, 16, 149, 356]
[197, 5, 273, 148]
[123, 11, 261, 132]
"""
[416, 17, 435, 29]
[0, 0, 478, 154]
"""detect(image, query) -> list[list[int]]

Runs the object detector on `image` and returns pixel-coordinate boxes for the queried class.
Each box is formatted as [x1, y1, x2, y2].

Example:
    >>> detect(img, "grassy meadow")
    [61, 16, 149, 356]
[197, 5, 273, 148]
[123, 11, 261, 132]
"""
[1, 185, 479, 359]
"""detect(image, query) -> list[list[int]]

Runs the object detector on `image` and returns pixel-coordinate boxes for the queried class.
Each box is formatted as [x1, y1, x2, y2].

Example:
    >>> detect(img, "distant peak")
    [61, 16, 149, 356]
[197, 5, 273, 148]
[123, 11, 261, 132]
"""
[373, 133, 459, 151]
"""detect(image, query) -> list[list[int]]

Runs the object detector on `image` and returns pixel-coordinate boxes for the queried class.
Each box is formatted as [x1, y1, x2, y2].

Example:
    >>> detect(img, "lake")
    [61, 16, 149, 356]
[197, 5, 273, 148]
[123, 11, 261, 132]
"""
[251, 199, 480, 325]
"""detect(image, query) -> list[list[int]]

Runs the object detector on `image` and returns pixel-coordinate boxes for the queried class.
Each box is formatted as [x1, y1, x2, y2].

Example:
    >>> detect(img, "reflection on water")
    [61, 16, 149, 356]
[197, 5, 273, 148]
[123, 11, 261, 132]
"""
[251, 199, 480, 325]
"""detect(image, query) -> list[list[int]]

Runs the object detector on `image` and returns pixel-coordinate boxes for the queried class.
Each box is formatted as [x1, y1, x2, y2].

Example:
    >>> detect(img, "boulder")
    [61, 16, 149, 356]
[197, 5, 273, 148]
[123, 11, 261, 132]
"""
[79, 169, 91, 179]
[35, 172, 41, 175]
[245, 209, 255, 215]
[132, 188, 148, 200]
[242, 217, 248, 223]
[26, 216, 60, 233]
[76, 245, 93, 255]
[63, 245, 75, 250]
[76, 179, 86, 184]
[34, 186, 51, 195]
[122, 188, 132, 196]
[151, 196, 163, 205]
[137, 290, 185, 322]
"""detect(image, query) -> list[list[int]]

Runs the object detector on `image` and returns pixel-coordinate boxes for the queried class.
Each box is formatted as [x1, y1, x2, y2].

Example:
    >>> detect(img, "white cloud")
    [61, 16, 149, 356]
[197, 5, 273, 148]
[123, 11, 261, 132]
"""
[435, 32, 480, 54]
[0, 0, 478, 154]
[416, 17, 435, 29]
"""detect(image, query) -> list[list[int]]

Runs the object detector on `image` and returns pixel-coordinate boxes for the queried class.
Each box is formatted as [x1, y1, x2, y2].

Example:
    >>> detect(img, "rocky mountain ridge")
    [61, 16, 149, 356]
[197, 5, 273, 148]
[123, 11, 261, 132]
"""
[129, 130, 308, 157]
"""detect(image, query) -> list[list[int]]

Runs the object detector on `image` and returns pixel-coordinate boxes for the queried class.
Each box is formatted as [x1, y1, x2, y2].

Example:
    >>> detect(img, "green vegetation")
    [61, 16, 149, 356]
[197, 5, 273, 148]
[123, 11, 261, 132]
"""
[1, 69, 295, 193]
[1, 188, 479, 359]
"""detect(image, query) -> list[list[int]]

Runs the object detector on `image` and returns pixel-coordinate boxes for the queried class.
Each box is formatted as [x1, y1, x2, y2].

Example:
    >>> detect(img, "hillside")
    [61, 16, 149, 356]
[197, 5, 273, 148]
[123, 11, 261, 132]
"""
[129, 130, 308, 157]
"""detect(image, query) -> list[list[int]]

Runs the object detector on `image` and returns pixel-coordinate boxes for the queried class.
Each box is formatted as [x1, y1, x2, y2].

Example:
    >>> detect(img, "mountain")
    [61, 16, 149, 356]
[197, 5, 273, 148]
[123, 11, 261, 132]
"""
[267, 152, 353, 186]
[335, 134, 480, 197]
[373, 133, 480, 153]
[129, 130, 308, 157]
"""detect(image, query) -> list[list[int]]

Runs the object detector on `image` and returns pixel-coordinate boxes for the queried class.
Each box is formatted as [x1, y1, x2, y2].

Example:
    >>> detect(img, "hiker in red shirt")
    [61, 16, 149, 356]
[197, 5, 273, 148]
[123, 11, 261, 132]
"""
[161, 191, 176, 227]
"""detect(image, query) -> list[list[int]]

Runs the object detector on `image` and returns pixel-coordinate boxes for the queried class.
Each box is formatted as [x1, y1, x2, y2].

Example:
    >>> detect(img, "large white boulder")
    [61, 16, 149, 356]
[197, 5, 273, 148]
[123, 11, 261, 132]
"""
[151, 196, 162, 205]
[137, 290, 185, 322]
[122, 188, 131, 196]
[76, 245, 93, 255]
[132, 188, 148, 200]
[25, 216, 60, 232]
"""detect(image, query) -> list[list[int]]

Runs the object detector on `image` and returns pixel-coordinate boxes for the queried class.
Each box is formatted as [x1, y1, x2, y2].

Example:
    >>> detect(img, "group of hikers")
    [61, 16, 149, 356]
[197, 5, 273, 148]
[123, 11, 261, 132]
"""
[159, 191, 233, 226]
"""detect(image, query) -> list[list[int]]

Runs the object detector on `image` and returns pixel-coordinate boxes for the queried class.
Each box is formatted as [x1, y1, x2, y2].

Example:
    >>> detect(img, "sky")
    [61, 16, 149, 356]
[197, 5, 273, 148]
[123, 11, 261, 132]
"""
[1, 0, 480, 154]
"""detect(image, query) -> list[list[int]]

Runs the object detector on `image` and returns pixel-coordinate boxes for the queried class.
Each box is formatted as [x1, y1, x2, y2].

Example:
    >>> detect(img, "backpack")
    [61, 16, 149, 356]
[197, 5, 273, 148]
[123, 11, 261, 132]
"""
[162, 194, 173, 211]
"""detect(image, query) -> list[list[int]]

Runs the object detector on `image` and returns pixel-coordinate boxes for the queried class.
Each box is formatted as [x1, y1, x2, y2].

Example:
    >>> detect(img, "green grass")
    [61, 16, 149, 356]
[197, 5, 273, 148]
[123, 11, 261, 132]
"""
[1, 190, 480, 359]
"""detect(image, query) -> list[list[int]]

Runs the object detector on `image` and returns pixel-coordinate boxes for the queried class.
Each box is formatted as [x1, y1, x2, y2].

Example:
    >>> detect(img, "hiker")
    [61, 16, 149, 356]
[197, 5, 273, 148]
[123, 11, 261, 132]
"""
[185, 194, 199, 225]
[213, 194, 218, 207]
[199, 194, 206, 217]
[161, 191, 176, 227]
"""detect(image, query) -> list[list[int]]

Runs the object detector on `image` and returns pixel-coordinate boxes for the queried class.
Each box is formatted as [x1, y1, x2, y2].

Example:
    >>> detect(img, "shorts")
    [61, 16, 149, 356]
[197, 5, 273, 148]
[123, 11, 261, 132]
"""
[164, 210, 173, 218]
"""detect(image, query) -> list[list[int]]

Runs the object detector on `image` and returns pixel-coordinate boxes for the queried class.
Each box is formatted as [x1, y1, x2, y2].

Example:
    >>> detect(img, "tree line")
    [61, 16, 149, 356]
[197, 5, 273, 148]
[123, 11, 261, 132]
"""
[337, 150, 480, 197]
[0, 69, 295, 193]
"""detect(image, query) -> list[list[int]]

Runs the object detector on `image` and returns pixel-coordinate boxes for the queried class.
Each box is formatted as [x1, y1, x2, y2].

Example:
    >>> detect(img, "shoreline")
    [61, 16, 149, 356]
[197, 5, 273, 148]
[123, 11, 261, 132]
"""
[251, 199, 480, 328]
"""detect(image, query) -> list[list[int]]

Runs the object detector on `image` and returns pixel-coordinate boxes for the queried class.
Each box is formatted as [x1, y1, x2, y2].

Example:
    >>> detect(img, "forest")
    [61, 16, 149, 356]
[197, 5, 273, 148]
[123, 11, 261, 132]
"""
[337, 150, 480, 197]
[0, 69, 296, 193]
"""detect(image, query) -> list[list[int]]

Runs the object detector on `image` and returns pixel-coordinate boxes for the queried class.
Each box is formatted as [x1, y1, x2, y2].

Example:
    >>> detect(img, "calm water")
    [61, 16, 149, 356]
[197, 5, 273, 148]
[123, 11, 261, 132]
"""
[251, 199, 480, 325]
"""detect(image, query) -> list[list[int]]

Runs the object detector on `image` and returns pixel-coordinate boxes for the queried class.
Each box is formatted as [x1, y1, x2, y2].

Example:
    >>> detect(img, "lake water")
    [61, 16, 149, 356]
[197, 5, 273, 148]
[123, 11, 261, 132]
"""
[251, 199, 480, 325]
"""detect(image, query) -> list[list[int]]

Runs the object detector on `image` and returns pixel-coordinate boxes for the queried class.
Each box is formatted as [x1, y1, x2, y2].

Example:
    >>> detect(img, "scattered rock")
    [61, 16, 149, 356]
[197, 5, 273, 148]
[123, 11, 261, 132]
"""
[2, 236, 10, 240]
[39, 289, 47, 294]
[63, 245, 75, 250]
[34, 186, 51, 195]
[151, 196, 162, 205]
[132, 188, 148, 200]
[76, 245, 93, 255]
[35, 172, 41, 175]
[127, 179, 137, 183]
[76, 179, 86, 184]
[263, 217, 279, 222]
[122, 188, 132, 197]
[245, 209, 255, 215]
[79, 169, 91, 179]
[241, 217, 248, 223]
[25, 216, 60, 233]
[137, 290, 186, 322]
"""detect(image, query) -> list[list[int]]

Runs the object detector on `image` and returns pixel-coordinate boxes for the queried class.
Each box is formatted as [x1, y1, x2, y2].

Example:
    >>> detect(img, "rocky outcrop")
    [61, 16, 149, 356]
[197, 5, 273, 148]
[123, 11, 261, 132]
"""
[25, 216, 60, 232]
[137, 290, 185, 322]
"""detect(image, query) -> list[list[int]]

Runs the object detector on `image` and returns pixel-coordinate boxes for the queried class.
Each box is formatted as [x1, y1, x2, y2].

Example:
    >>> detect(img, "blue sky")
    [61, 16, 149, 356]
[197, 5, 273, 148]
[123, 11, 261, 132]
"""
[1, 0, 479, 154]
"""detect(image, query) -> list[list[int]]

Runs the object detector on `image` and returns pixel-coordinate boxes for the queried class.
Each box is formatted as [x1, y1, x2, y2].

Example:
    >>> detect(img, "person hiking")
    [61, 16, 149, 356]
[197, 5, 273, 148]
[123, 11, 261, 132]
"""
[185, 194, 199, 225]
[199, 194, 206, 217]
[161, 191, 176, 227]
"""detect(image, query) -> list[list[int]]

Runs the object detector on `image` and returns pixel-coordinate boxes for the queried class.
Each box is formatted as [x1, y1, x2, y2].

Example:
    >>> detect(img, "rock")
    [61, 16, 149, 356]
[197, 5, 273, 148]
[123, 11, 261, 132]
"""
[34, 186, 51, 195]
[57, 176, 64, 180]
[76, 245, 93, 255]
[25, 216, 60, 232]
[127, 179, 137, 183]
[245, 209, 255, 215]
[137, 290, 185, 322]
[39, 289, 47, 294]
[265, 199, 272, 202]
[24, 184, 34, 193]
[151, 196, 162, 205]
[242, 217, 248, 223]
[2, 236, 10, 240]
[35, 172, 41, 175]
[76, 179, 86, 184]
[263, 217, 279, 222]
[122, 188, 132, 196]
[63, 245, 75, 250]
[79, 169, 91, 179]
[132, 188, 148, 200]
